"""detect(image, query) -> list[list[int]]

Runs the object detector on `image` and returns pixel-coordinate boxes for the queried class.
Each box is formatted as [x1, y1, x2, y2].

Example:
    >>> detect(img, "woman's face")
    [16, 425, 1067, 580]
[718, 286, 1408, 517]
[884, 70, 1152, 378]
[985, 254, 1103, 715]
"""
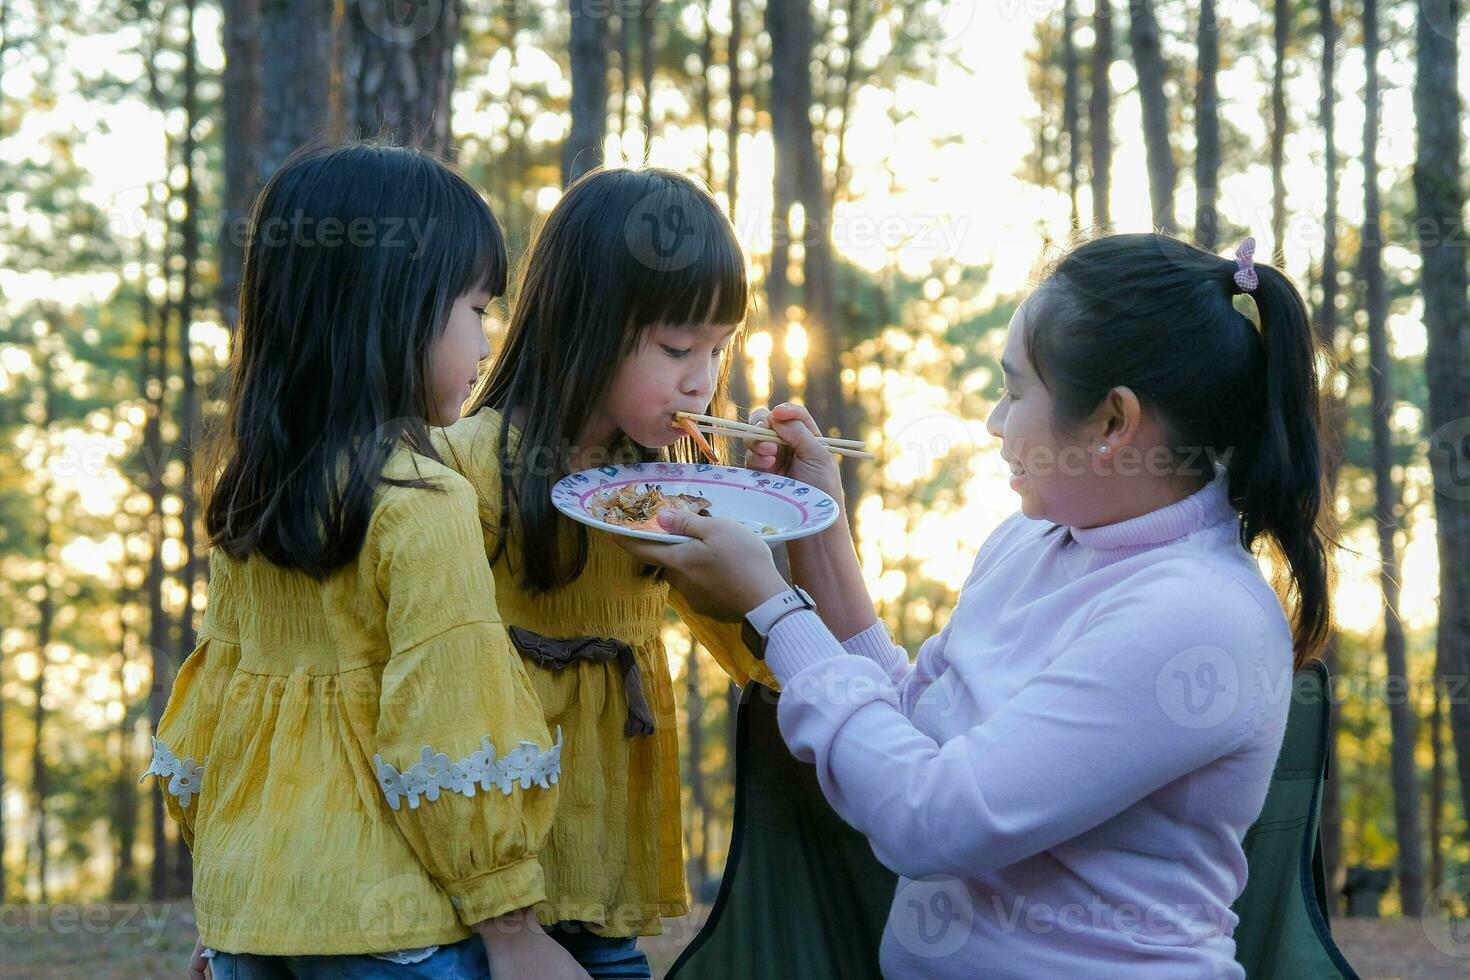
[985, 295, 1113, 526]
[428, 288, 494, 426]
[593, 321, 737, 449]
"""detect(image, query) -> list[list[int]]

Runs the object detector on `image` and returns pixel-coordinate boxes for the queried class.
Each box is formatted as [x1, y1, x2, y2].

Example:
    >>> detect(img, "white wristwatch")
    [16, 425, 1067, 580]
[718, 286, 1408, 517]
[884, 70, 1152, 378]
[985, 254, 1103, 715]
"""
[741, 586, 817, 660]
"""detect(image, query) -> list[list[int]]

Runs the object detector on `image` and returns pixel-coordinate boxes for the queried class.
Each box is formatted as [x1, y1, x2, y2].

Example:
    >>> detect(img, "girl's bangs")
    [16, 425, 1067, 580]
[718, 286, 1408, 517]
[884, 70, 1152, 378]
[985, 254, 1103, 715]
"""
[435, 174, 510, 300]
[624, 190, 749, 331]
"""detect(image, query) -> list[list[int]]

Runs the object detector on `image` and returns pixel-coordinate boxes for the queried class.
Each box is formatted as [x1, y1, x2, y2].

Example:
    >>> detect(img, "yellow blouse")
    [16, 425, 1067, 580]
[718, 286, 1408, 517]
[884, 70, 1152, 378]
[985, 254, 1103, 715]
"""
[145, 449, 560, 955]
[433, 409, 775, 937]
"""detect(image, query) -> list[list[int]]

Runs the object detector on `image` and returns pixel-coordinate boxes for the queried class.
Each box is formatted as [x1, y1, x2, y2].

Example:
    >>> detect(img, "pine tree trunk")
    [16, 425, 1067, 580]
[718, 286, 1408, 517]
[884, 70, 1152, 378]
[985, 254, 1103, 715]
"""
[1270, 0, 1288, 266]
[1431, 670, 1445, 894]
[726, 0, 742, 223]
[1315, 0, 1344, 900]
[170, 0, 203, 897]
[110, 587, 138, 902]
[339, 0, 459, 156]
[640, 0, 655, 160]
[1194, 0, 1219, 248]
[618, 4, 632, 151]
[0, 592, 4, 898]
[685, 640, 707, 896]
[258, 0, 336, 181]
[563, 0, 607, 183]
[699, 1, 714, 187]
[768, 0, 851, 507]
[724, 0, 752, 418]
[0, 1, 11, 101]
[1090, 0, 1113, 229]
[829, 0, 865, 217]
[1364, 0, 1425, 915]
[146, 249, 172, 902]
[219, 0, 260, 335]
[1127, 0, 1175, 232]
[1414, 0, 1470, 866]
[31, 338, 55, 903]
[1062, 0, 1081, 231]
[765, 0, 793, 407]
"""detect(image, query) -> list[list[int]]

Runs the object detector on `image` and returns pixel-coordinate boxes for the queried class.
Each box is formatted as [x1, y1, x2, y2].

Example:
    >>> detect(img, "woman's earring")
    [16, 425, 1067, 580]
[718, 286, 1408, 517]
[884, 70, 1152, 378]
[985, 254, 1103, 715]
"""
[1098, 445, 1109, 454]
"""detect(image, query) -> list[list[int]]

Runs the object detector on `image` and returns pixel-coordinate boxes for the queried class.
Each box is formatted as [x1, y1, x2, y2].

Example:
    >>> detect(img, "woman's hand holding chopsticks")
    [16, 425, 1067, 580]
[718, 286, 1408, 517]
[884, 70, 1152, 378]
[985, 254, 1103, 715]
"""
[742, 404, 847, 512]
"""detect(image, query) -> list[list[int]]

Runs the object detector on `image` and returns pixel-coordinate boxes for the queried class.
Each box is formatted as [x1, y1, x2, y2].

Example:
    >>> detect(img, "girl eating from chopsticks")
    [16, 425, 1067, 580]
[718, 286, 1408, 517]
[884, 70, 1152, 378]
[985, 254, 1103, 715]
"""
[619, 233, 1333, 978]
[431, 167, 776, 979]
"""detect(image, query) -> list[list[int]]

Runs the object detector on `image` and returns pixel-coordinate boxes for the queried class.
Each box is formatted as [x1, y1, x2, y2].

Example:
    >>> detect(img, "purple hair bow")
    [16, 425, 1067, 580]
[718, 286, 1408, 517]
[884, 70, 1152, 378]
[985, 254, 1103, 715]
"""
[1233, 237, 1259, 292]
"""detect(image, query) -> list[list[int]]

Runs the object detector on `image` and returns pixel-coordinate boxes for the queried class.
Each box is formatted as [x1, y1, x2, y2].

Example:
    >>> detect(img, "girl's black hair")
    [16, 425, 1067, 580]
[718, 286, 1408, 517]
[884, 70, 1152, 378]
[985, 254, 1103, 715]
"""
[203, 140, 508, 577]
[1030, 233, 1333, 668]
[463, 167, 748, 593]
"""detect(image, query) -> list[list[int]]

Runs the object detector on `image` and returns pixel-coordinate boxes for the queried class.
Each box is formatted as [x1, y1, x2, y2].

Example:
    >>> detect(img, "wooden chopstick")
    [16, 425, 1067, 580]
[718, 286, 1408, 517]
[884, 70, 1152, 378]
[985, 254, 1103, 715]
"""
[686, 420, 877, 460]
[675, 411, 868, 450]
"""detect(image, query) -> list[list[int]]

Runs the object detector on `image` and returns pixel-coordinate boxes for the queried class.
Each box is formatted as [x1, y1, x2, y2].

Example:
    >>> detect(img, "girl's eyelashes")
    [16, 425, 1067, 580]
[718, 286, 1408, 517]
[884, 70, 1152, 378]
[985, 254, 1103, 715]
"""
[473, 307, 489, 319]
[661, 339, 731, 359]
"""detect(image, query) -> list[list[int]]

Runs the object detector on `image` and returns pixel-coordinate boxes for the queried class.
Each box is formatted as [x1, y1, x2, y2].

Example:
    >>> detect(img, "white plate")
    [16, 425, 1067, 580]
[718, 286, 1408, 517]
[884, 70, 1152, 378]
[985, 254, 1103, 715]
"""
[551, 462, 841, 543]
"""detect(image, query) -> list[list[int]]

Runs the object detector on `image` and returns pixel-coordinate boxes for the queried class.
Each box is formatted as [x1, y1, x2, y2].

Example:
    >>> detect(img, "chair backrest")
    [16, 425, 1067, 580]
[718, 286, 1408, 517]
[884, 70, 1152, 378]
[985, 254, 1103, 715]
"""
[666, 683, 897, 980]
[1230, 660, 1359, 979]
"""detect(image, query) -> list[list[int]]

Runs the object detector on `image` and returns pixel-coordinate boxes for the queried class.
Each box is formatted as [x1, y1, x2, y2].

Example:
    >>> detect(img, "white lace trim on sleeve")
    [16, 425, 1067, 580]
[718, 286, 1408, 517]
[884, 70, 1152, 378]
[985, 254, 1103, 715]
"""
[138, 737, 207, 808]
[373, 726, 563, 812]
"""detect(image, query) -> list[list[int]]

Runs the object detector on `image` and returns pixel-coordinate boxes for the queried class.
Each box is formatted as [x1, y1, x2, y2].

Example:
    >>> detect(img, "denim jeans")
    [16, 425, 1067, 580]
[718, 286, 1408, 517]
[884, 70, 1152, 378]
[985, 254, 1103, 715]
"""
[544, 922, 652, 980]
[207, 935, 488, 979]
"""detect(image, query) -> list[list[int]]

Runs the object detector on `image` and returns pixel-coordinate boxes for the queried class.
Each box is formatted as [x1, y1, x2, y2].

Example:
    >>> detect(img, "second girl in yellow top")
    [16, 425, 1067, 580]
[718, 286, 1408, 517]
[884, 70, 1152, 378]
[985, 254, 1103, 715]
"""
[433, 167, 773, 977]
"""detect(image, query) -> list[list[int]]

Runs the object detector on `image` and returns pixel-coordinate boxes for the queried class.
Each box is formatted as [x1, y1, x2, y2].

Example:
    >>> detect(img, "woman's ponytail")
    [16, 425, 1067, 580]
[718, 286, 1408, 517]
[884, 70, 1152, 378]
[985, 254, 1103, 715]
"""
[1230, 263, 1334, 667]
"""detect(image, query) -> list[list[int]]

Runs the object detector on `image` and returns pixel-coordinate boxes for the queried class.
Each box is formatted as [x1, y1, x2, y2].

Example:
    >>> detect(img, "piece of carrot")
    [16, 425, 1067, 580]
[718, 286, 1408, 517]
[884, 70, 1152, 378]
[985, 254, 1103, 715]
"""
[678, 416, 720, 463]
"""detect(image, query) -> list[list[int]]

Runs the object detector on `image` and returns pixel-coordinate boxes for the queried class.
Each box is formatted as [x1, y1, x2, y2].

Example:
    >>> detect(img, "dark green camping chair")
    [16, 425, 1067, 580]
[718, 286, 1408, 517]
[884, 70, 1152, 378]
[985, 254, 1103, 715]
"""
[667, 682, 896, 979]
[670, 662, 1357, 979]
[1230, 660, 1358, 979]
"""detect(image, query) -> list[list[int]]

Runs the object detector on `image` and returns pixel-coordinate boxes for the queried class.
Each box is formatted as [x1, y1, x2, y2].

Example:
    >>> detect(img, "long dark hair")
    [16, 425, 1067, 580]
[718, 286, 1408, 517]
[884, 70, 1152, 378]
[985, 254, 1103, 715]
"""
[462, 167, 748, 593]
[203, 141, 508, 577]
[1030, 233, 1333, 668]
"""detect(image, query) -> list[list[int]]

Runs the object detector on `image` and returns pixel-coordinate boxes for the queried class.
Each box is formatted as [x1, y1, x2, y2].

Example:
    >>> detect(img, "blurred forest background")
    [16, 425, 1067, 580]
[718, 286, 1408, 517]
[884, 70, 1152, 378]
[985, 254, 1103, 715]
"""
[1, 0, 1469, 949]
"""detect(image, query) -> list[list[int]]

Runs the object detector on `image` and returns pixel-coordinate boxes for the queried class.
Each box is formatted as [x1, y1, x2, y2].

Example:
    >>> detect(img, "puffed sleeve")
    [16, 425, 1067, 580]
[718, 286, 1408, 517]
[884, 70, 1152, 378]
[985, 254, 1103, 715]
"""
[143, 549, 242, 849]
[369, 474, 560, 926]
[670, 588, 779, 689]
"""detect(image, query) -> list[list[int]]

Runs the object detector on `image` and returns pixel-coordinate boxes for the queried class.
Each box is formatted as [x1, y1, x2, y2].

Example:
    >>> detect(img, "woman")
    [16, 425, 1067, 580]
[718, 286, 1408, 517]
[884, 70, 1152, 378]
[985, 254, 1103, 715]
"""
[618, 234, 1333, 977]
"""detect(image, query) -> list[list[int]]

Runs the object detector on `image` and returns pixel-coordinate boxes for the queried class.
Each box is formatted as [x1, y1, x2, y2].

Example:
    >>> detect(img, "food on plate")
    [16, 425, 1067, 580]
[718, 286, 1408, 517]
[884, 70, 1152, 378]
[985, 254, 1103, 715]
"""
[587, 482, 779, 536]
[590, 483, 713, 531]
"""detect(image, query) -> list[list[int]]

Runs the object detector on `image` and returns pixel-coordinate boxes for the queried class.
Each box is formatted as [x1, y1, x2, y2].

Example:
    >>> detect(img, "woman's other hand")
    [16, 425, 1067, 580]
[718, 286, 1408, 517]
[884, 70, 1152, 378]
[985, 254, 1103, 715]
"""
[614, 511, 790, 622]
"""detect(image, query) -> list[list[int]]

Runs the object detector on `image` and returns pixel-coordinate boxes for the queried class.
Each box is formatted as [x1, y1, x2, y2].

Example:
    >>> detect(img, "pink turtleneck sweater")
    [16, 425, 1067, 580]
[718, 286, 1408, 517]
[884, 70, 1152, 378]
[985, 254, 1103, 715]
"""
[765, 468, 1294, 978]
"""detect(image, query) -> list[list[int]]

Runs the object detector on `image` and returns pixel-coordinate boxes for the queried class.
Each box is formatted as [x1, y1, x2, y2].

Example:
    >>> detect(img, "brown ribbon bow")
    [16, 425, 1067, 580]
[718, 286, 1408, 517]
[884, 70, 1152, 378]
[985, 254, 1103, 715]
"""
[507, 626, 655, 737]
